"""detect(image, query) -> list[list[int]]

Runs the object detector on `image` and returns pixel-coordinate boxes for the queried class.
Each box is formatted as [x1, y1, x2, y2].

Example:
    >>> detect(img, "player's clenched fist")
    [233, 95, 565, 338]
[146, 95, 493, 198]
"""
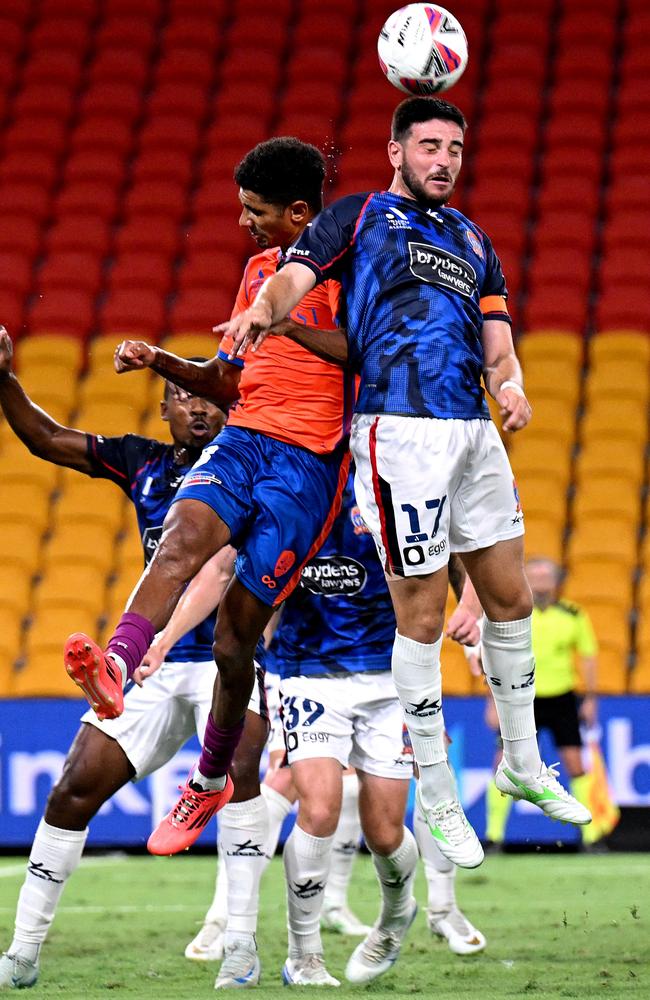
[496, 384, 532, 433]
[0, 326, 14, 376]
[114, 340, 158, 373]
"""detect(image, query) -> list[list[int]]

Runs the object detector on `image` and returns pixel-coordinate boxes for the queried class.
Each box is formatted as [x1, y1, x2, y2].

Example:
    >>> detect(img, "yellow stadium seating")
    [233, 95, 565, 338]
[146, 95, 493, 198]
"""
[564, 559, 634, 606]
[581, 397, 647, 445]
[78, 370, 151, 407]
[55, 478, 126, 531]
[579, 600, 630, 656]
[522, 513, 563, 562]
[637, 571, 650, 608]
[74, 399, 145, 437]
[3, 518, 44, 573]
[86, 333, 149, 373]
[0, 565, 32, 617]
[590, 331, 650, 366]
[0, 606, 24, 667]
[1, 439, 61, 488]
[629, 655, 650, 694]
[522, 359, 581, 403]
[42, 521, 116, 574]
[575, 436, 645, 485]
[590, 644, 629, 694]
[0, 480, 52, 530]
[34, 565, 108, 618]
[509, 433, 573, 487]
[17, 334, 84, 371]
[522, 394, 577, 434]
[160, 333, 218, 359]
[12, 650, 87, 698]
[585, 359, 649, 403]
[572, 474, 641, 526]
[441, 637, 475, 695]
[518, 332, 584, 367]
[568, 514, 637, 568]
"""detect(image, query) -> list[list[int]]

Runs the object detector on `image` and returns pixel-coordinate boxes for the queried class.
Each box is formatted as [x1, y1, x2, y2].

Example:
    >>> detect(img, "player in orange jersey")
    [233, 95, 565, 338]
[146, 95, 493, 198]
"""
[65, 140, 351, 887]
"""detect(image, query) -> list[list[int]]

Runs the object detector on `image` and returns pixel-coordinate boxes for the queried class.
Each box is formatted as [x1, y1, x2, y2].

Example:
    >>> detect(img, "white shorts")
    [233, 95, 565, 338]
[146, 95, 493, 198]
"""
[264, 670, 286, 756]
[279, 672, 413, 780]
[351, 413, 524, 578]
[82, 659, 266, 781]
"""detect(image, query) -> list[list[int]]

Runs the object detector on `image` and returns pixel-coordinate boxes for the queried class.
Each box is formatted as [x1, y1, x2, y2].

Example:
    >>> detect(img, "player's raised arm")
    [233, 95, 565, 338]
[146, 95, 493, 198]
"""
[215, 262, 317, 358]
[114, 340, 241, 407]
[0, 325, 94, 473]
[481, 318, 532, 432]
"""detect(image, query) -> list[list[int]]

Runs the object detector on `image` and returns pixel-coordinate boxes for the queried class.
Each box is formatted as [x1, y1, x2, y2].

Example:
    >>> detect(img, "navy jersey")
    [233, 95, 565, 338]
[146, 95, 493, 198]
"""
[86, 433, 216, 663]
[285, 191, 511, 420]
[268, 474, 395, 679]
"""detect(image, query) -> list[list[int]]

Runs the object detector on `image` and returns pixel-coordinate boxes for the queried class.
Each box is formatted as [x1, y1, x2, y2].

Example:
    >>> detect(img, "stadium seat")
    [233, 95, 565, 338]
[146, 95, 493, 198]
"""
[0, 565, 33, 617]
[0, 607, 23, 671]
[28, 290, 95, 339]
[521, 514, 563, 563]
[567, 516, 637, 569]
[581, 398, 647, 447]
[589, 331, 650, 365]
[585, 359, 649, 403]
[513, 473, 566, 522]
[38, 251, 104, 296]
[55, 479, 126, 531]
[0, 482, 51, 532]
[629, 656, 650, 694]
[114, 214, 180, 258]
[519, 395, 576, 435]
[564, 559, 633, 607]
[517, 332, 584, 367]
[108, 252, 173, 296]
[156, 48, 214, 87]
[56, 181, 120, 221]
[2, 517, 44, 574]
[521, 357, 581, 403]
[99, 290, 167, 339]
[524, 283, 588, 333]
[70, 116, 134, 156]
[573, 474, 641, 527]
[75, 399, 145, 438]
[42, 522, 115, 574]
[1, 440, 62, 489]
[78, 369, 150, 408]
[169, 288, 237, 334]
[509, 432, 573, 488]
[46, 215, 112, 257]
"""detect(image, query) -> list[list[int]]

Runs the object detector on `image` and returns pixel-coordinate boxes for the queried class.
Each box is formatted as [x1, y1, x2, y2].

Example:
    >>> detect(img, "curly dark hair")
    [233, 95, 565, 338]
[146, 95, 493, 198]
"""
[391, 97, 466, 142]
[234, 137, 326, 213]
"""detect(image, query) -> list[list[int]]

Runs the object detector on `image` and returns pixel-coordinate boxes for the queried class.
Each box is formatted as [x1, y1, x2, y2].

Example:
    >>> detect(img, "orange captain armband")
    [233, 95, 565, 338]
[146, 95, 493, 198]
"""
[480, 295, 510, 320]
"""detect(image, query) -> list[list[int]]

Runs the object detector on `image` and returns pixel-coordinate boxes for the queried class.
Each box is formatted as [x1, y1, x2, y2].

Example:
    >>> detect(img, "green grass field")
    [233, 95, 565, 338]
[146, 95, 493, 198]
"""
[0, 852, 648, 998]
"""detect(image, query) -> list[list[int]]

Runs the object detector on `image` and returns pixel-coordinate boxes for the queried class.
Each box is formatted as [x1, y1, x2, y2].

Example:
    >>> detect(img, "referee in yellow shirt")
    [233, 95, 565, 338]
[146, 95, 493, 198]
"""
[485, 557, 598, 846]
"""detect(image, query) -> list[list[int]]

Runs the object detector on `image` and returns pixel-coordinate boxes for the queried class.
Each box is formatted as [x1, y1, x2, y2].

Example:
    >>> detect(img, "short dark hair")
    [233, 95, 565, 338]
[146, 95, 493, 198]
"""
[391, 97, 467, 142]
[234, 137, 326, 213]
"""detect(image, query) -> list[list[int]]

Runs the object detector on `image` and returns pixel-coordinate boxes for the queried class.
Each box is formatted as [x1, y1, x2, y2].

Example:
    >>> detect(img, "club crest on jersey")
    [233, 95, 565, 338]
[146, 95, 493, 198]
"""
[350, 505, 371, 534]
[513, 478, 522, 513]
[465, 228, 484, 259]
[408, 242, 477, 298]
[274, 549, 296, 577]
[385, 208, 410, 230]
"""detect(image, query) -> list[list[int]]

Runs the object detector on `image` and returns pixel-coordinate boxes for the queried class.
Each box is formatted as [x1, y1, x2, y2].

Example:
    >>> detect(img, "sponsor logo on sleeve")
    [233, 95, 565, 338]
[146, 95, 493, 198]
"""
[408, 242, 477, 298]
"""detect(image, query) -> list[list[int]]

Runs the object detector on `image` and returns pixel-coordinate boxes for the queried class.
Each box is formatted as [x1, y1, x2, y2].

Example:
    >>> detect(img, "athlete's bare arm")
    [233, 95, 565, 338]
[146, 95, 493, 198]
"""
[0, 326, 94, 473]
[481, 318, 532, 432]
[215, 263, 317, 357]
[272, 317, 348, 365]
[114, 341, 241, 406]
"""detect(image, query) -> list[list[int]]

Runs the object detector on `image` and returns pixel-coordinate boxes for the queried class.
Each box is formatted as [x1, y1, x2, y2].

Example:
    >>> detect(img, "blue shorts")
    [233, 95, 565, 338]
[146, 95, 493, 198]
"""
[174, 426, 350, 606]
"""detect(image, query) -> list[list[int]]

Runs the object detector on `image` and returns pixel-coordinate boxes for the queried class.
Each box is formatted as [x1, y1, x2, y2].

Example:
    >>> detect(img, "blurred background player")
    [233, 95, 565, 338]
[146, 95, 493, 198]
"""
[0, 327, 269, 989]
[67, 138, 351, 863]
[485, 557, 607, 849]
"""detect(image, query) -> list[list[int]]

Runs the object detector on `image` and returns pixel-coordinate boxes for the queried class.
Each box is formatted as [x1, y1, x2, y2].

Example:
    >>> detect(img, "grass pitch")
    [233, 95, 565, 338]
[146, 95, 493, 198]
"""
[0, 852, 648, 999]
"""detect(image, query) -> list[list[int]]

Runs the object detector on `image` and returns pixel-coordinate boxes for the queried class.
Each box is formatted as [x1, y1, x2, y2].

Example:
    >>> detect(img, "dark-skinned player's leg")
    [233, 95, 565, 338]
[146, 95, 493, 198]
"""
[65, 499, 231, 720]
[148, 578, 274, 855]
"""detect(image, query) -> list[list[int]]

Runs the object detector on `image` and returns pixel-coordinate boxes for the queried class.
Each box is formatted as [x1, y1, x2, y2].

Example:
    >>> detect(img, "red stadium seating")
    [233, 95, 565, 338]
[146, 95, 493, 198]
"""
[29, 290, 96, 339]
[99, 289, 166, 338]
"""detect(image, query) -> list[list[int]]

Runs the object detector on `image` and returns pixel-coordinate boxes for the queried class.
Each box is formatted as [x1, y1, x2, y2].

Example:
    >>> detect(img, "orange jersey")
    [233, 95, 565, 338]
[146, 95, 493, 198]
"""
[218, 248, 351, 455]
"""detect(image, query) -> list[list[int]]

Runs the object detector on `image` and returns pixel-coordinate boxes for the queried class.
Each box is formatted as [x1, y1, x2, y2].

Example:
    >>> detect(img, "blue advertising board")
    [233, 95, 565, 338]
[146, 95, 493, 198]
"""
[1, 696, 648, 848]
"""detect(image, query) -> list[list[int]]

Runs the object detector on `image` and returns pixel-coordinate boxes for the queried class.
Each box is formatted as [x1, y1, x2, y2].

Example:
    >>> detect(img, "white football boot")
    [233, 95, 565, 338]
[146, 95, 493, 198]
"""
[0, 952, 39, 989]
[345, 899, 418, 984]
[428, 907, 486, 955]
[282, 955, 340, 986]
[495, 760, 592, 825]
[214, 938, 260, 989]
[320, 903, 371, 936]
[184, 919, 226, 962]
[416, 788, 484, 868]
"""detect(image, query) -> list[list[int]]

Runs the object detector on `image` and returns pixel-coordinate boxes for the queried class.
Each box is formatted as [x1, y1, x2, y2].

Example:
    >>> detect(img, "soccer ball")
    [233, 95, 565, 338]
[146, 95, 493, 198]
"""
[378, 4, 468, 95]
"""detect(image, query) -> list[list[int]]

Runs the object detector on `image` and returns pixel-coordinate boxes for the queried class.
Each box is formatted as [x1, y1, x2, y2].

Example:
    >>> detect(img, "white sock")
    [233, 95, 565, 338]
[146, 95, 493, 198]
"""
[371, 827, 418, 933]
[323, 772, 361, 910]
[193, 767, 227, 792]
[218, 795, 269, 945]
[283, 824, 333, 959]
[414, 793, 456, 917]
[392, 631, 454, 806]
[204, 854, 228, 925]
[482, 616, 542, 774]
[261, 783, 294, 859]
[9, 819, 88, 961]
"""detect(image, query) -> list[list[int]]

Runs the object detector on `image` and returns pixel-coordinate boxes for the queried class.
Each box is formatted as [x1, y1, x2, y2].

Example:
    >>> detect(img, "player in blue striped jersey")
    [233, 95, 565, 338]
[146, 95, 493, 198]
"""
[0, 329, 268, 990]
[218, 95, 591, 878]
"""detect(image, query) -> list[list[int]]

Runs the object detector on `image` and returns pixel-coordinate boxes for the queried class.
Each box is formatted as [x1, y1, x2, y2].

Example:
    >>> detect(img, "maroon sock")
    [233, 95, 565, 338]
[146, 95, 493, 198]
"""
[106, 612, 155, 682]
[197, 714, 246, 780]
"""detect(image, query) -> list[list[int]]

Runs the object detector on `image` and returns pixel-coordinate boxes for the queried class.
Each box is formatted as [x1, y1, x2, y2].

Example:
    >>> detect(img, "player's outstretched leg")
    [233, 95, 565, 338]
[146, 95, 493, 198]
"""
[321, 772, 371, 937]
[414, 794, 485, 955]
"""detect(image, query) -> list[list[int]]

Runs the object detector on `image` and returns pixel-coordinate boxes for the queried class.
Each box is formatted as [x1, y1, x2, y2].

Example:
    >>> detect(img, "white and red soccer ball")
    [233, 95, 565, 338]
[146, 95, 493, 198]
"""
[378, 4, 468, 95]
